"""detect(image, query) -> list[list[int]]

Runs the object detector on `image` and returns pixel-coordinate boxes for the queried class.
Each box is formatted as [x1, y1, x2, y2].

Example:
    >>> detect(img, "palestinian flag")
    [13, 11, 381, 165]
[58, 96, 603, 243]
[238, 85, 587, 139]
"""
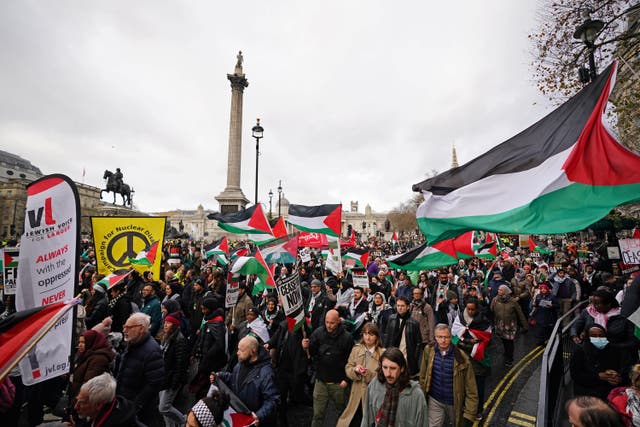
[208, 204, 273, 236]
[340, 229, 356, 248]
[251, 217, 288, 245]
[97, 270, 133, 290]
[391, 232, 398, 248]
[215, 378, 259, 427]
[633, 228, 640, 239]
[529, 236, 552, 256]
[387, 241, 459, 271]
[452, 231, 475, 259]
[128, 241, 159, 267]
[204, 237, 230, 265]
[0, 300, 79, 381]
[230, 247, 249, 263]
[286, 310, 306, 333]
[260, 233, 299, 265]
[414, 62, 640, 243]
[475, 240, 497, 259]
[3, 251, 18, 268]
[451, 315, 492, 366]
[342, 248, 370, 268]
[230, 248, 276, 296]
[288, 204, 342, 237]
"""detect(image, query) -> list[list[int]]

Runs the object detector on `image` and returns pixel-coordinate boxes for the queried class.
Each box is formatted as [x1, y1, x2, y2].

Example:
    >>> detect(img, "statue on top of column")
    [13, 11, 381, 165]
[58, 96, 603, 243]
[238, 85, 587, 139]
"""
[235, 51, 243, 72]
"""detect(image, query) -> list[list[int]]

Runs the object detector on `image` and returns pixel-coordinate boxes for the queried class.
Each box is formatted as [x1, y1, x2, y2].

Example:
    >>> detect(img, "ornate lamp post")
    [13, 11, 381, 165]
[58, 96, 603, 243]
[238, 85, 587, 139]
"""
[252, 118, 264, 205]
[574, 9, 604, 82]
[268, 189, 273, 219]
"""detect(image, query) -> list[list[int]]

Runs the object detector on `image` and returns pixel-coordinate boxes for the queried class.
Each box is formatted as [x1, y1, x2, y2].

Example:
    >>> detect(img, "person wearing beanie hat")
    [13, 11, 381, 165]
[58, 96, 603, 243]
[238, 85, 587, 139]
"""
[491, 283, 528, 367]
[487, 268, 510, 302]
[191, 293, 227, 399]
[436, 290, 461, 328]
[85, 279, 109, 330]
[530, 283, 558, 345]
[159, 310, 189, 427]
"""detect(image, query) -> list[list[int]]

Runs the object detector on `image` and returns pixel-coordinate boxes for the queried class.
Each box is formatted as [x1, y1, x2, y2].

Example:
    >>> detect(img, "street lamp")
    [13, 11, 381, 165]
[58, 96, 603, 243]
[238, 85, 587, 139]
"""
[268, 189, 273, 219]
[573, 9, 604, 82]
[252, 118, 264, 205]
[277, 180, 282, 217]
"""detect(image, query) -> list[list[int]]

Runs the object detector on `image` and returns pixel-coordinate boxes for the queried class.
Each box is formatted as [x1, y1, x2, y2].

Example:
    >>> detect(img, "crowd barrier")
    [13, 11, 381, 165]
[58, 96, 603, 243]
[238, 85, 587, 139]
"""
[536, 300, 587, 427]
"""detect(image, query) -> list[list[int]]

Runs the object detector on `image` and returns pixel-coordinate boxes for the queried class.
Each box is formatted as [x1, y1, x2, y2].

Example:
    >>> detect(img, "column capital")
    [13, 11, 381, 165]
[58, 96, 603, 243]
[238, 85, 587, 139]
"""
[227, 74, 249, 91]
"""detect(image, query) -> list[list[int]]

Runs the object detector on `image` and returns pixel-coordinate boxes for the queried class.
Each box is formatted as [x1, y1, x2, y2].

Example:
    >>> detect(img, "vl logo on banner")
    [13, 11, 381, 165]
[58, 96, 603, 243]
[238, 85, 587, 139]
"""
[91, 217, 166, 278]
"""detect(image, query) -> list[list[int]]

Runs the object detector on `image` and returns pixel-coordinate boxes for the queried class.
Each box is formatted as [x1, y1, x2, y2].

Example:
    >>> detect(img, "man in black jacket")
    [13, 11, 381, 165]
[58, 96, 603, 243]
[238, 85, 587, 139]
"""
[384, 296, 423, 377]
[74, 373, 136, 427]
[192, 296, 227, 398]
[117, 312, 165, 426]
[302, 309, 353, 427]
[307, 279, 335, 331]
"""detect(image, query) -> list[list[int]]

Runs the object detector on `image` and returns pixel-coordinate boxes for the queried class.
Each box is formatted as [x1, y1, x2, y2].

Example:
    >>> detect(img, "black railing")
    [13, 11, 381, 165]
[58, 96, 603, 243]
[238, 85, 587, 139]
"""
[537, 300, 587, 427]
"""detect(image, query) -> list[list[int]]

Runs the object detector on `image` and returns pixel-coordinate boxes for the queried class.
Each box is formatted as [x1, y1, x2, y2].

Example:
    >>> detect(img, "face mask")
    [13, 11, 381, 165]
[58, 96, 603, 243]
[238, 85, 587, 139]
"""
[590, 337, 609, 349]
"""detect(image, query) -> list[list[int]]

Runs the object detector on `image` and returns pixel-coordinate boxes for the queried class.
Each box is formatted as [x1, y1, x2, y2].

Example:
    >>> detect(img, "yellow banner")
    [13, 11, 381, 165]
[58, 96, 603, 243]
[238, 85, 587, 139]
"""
[91, 216, 166, 279]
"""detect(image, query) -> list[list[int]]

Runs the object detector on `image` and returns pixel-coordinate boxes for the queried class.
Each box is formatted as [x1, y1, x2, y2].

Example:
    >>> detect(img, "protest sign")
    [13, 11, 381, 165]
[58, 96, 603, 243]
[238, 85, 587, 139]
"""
[2, 248, 19, 295]
[352, 269, 369, 289]
[619, 239, 640, 264]
[275, 270, 303, 316]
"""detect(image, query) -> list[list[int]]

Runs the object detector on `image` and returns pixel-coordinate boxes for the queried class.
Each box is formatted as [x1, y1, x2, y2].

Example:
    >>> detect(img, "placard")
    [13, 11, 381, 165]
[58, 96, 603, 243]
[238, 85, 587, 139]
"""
[619, 239, 640, 264]
[2, 248, 19, 295]
[275, 270, 303, 316]
[352, 269, 369, 289]
[608, 246, 621, 260]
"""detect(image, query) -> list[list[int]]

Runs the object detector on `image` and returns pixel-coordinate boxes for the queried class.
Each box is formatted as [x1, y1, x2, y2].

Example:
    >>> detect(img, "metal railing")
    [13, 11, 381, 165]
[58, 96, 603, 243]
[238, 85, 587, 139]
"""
[537, 300, 587, 427]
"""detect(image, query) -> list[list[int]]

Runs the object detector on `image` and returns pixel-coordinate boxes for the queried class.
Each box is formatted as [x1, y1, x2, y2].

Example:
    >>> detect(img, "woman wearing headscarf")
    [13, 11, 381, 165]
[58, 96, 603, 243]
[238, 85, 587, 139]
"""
[337, 323, 385, 427]
[162, 281, 183, 308]
[70, 330, 115, 403]
[84, 281, 109, 330]
[491, 284, 528, 367]
[261, 297, 285, 339]
[367, 292, 392, 342]
[570, 324, 626, 400]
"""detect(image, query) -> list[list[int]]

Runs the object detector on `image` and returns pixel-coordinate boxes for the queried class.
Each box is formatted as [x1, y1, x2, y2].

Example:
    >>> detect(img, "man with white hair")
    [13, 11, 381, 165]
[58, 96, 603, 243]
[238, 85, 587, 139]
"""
[117, 312, 165, 426]
[74, 372, 136, 426]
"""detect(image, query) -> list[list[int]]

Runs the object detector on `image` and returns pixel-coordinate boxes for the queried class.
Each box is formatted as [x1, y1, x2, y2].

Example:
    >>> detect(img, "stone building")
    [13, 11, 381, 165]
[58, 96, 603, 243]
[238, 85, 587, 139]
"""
[342, 201, 390, 238]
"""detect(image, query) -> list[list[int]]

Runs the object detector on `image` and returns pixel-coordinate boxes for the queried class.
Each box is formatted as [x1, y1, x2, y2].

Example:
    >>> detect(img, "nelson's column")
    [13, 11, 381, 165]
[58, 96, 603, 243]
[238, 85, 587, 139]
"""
[215, 51, 250, 213]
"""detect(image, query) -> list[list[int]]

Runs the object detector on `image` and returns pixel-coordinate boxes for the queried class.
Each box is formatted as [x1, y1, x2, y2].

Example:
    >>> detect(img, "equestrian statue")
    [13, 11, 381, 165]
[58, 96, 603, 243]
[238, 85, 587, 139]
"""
[101, 168, 133, 206]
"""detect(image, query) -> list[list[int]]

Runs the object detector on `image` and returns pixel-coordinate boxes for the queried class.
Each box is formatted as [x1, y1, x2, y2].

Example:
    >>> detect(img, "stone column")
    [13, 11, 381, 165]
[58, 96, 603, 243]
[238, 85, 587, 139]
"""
[216, 52, 250, 213]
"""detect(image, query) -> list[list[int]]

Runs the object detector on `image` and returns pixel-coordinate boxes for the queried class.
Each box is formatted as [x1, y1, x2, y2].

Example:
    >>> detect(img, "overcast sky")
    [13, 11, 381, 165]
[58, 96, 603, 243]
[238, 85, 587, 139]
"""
[1, 1, 552, 214]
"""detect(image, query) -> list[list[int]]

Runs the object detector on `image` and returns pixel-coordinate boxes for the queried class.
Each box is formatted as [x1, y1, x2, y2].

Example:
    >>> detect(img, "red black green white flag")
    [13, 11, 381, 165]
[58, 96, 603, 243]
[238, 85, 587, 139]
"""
[288, 204, 342, 237]
[208, 204, 273, 236]
[342, 248, 370, 268]
[414, 62, 640, 244]
[128, 241, 159, 267]
[229, 248, 276, 296]
[97, 270, 133, 290]
[529, 236, 552, 256]
[387, 241, 459, 271]
[204, 237, 230, 265]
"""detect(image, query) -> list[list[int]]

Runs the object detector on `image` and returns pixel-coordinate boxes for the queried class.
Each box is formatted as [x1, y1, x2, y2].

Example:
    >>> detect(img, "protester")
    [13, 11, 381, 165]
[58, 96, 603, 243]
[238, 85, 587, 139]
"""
[141, 283, 163, 337]
[530, 283, 559, 346]
[608, 364, 640, 426]
[491, 284, 528, 367]
[361, 347, 427, 427]
[307, 279, 335, 331]
[191, 296, 227, 399]
[187, 390, 230, 427]
[410, 286, 435, 346]
[302, 309, 353, 427]
[420, 323, 478, 427]
[383, 296, 423, 377]
[107, 282, 133, 334]
[226, 282, 254, 329]
[85, 281, 109, 330]
[337, 322, 385, 427]
[70, 330, 115, 404]
[117, 312, 165, 426]
[74, 373, 136, 427]
[215, 336, 280, 426]
[159, 313, 188, 427]
[367, 292, 392, 341]
[566, 395, 625, 427]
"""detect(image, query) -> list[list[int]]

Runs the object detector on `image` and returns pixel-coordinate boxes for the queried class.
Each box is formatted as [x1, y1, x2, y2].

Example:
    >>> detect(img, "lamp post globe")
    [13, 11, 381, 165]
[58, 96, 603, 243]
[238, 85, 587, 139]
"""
[573, 9, 604, 81]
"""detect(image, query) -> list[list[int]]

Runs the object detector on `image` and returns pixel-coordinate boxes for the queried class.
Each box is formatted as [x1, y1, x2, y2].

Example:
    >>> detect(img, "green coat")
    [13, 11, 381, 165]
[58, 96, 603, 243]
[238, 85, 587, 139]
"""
[419, 344, 478, 427]
[360, 379, 427, 427]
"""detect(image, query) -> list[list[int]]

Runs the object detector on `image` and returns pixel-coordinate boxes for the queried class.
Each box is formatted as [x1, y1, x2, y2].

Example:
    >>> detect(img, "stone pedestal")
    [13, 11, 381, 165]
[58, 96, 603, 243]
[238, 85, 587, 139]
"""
[215, 52, 250, 213]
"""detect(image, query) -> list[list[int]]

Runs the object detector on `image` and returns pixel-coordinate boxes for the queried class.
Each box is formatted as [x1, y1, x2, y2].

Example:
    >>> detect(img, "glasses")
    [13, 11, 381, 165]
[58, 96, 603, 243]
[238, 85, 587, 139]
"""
[123, 324, 144, 330]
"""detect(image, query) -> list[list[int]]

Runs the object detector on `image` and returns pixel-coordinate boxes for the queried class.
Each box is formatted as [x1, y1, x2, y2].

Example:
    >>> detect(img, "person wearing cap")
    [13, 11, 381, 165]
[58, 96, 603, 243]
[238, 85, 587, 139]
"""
[192, 296, 227, 398]
[85, 279, 109, 330]
[530, 283, 559, 345]
[159, 313, 188, 427]
[307, 278, 335, 331]
[491, 285, 528, 367]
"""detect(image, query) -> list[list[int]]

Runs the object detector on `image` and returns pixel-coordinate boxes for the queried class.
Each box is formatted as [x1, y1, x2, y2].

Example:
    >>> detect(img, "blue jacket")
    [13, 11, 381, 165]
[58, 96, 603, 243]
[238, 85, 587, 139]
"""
[218, 347, 280, 426]
[141, 296, 162, 337]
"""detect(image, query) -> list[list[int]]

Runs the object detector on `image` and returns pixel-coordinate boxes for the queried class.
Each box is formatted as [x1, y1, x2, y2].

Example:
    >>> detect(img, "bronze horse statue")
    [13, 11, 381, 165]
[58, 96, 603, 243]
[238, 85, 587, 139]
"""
[101, 170, 132, 206]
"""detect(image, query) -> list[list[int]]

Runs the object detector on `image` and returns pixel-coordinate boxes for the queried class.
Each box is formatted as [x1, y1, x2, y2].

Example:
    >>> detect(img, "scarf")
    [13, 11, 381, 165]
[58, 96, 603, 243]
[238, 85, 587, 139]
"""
[376, 381, 402, 427]
[626, 388, 640, 427]
[108, 292, 124, 310]
[463, 308, 474, 326]
[393, 312, 409, 347]
[585, 305, 621, 331]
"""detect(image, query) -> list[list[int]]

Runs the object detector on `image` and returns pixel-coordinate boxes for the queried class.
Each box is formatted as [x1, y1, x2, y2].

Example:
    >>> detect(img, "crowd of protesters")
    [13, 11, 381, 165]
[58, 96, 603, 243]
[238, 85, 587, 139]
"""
[1, 232, 640, 426]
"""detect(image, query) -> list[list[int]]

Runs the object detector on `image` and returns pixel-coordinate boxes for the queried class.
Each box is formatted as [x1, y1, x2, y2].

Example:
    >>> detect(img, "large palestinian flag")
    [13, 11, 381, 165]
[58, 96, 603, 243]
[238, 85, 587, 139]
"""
[230, 248, 276, 295]
[208, 204, 273, 236]
[128, 241, 159, 267]
[251, 217, 287, 245]
[342, 248, 370, 268]
[204, 237, 230, 266]
[414, 62, 640, 243]
[288, 204, 342, 237]
[260, 233, 299, 265]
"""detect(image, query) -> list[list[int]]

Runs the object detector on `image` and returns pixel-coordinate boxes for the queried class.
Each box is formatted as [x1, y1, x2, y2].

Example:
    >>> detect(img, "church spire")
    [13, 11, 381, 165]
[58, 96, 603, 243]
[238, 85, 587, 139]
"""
[451, 144, 459, 168]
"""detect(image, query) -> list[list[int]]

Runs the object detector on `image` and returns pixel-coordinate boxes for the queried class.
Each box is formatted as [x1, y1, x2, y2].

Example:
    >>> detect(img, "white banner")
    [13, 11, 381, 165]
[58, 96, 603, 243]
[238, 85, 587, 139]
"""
[16, 175, 79, 385]
[299, 248, 311, 263]
[225, 281, 239, 308]
[2, 248, 19, 295]
[275, 270, 303, 316]
[352, 269, 369, 289]
[619, 239, 640, 265]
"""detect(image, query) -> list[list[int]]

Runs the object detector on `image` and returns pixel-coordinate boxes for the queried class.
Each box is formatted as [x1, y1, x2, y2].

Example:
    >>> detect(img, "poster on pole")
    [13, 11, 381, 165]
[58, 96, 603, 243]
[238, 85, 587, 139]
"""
[2, 248, 19, 295]
[275, 270, 303, 316]
[352, 268, 369, 289]
[299, 248, 311, 263]
[225, 281, 240, 308]
[16, 174, 80, 385]
[619, 239, 640, 264]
